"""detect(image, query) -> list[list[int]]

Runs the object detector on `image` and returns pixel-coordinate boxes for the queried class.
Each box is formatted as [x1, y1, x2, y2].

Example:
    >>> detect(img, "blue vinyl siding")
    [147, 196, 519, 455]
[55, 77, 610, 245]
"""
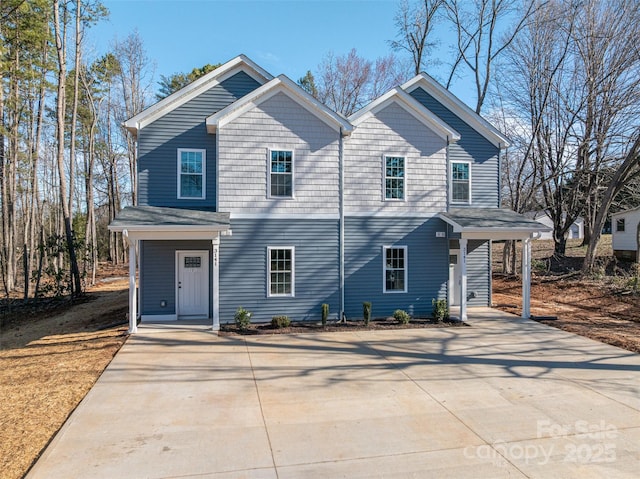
[344, 216, 449, 319]
[467, 240, 490, 307]
[137, 71, 261, 209]
[219, 219, 340, 323]
[409, 87, 500, 208]
[140, 240, 213, 316]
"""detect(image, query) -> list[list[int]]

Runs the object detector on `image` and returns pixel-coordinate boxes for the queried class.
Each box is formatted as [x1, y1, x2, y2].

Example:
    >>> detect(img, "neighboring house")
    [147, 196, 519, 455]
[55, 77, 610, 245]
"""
[109, 55, 548, 333]
[526, 211, 584, 241]
[612, 207, 640, 261]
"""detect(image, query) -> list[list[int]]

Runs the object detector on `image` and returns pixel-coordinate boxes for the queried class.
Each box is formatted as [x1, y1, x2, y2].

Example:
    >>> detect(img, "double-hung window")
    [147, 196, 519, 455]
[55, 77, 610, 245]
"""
[451, 161, 471, 204]
[616, 218, 625, 232]
[385, 155, 405, 200]
[268, 247, 295, 297]
[383, 246, 407, 293]
[269, 150, 294, 198]
[178, 149, 205, 199]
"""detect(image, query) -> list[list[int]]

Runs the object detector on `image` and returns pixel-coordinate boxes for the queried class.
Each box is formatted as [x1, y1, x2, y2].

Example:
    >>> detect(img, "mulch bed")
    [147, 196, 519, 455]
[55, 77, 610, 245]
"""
[220, 317, 468, 336]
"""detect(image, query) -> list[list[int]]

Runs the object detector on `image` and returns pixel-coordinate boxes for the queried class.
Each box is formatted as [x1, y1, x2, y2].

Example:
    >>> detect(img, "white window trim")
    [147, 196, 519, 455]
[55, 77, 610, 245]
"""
[382, 154, 407, 202]
[383, 245, 408, 294]
[267, 148, 295, 199]
[450, 160, 472, 205]
[177, 148, 206, 199]
[267, 246, 295, 297]
[616, 218, 626, 232]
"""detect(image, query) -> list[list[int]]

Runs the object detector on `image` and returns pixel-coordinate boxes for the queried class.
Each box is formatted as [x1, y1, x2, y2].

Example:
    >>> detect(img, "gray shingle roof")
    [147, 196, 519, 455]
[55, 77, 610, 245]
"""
[110, 206, 230, 229]
[439, 208, 551, 231]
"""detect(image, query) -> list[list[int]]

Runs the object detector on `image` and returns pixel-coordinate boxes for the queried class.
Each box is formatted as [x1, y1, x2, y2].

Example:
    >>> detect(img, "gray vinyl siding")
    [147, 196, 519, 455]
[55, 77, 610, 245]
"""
[344, 216, 449, 319]
[218, 92, 340, 215]
[140, 240, 213, 316]
[409, 87, 500, 208]
[219, 219, 340, 323]
[344, 102, 448, 215]
[137, 71, 262, 209]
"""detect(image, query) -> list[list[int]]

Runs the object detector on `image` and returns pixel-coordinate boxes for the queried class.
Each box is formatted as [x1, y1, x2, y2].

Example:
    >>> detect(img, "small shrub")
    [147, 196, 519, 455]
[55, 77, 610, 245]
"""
[363, 301, 372, 326]
[271, 315, 291, 329]
[393, 309, 410, 324]
[234, 306, 252, 331]
[432, 298, 449, 322]
[321, 303, 329, 327]
[531, 258, 547, 274]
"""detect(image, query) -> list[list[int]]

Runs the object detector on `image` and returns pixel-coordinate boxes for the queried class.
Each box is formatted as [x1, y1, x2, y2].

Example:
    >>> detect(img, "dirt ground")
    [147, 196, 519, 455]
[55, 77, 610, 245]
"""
[493, 275, 640, 353]
[492, 237, 640, 354]
[0, 272, 129, 479]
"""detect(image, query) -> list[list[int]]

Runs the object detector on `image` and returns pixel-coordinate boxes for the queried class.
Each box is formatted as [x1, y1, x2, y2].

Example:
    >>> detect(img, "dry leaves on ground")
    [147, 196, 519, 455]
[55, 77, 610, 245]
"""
[0, 279, 129, 479]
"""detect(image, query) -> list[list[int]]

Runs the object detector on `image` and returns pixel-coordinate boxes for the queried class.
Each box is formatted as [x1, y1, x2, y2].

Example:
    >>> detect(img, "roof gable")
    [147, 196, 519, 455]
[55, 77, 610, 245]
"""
[206, 74, 353, 135]
[124, 55, 273, 135]
[348, 88, 460, 142]
[401, 73, 509, 148]
[612, 206, 640, 218]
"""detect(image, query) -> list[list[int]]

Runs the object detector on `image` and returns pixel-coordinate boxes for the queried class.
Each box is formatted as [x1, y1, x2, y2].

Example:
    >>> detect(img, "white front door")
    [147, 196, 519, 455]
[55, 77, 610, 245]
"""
[177, 251, 209, 318]
[449, 250, 460, 306]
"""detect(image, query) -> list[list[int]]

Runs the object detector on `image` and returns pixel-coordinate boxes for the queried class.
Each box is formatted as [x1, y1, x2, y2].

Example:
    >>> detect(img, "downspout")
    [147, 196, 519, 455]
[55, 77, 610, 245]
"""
[339, 127, 345, 321]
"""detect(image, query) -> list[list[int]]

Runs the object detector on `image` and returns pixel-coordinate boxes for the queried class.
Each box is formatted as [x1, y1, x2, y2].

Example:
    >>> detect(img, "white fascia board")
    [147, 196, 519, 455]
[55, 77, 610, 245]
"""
[462, 231, 538, 241]
[123, 55, 273, 135]
[401, 73, 510, 148]
[207, 74, 353, 135]
[344, 210, 440, 218]
[108, 224, 229, 242]
[349, 88, 460, 142]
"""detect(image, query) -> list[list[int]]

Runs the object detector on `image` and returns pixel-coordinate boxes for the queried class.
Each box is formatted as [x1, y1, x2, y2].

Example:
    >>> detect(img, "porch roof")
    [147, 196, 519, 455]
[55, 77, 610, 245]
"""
[108, 206, 230, 241]
[439, 208, 551, 240]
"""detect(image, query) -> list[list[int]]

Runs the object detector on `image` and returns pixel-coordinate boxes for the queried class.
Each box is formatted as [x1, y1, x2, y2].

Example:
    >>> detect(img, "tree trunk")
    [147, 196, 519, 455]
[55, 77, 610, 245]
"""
[583, 132, 640, 271]
[53, 0, 83, 296]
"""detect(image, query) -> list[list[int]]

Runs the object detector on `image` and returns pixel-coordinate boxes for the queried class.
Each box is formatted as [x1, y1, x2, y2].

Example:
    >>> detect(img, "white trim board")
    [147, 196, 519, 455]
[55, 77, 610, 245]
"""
[206, 75, 353, 135]
[349, 88, 460, 142]
[401, 73, 509, 148]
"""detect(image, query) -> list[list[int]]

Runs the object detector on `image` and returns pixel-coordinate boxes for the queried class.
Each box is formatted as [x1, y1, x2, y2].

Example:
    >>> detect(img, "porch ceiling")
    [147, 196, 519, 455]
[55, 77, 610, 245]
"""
[108, 206, 230, 241]
[439, 208, 551, 240]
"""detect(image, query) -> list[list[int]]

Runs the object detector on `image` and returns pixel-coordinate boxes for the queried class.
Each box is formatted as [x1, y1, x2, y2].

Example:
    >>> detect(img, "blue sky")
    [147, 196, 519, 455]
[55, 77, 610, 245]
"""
[89, 0, 473, 105]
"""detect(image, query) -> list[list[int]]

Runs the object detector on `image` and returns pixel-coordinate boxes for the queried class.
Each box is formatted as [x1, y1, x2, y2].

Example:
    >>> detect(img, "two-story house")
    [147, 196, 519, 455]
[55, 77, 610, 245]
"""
[109, 55, 547, 333]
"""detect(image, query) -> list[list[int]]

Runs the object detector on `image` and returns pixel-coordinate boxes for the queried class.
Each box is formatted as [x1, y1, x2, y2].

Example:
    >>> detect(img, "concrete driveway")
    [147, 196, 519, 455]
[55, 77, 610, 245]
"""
[27, 309, 639, 478]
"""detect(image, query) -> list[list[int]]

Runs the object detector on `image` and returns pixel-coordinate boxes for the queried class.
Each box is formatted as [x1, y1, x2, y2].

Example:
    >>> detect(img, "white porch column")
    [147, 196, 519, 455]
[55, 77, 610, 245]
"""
[212, 236, 220, 331]
[522, 237, 532, 319]
[128, 242, 138, 334]
[459, 238, 468, 322]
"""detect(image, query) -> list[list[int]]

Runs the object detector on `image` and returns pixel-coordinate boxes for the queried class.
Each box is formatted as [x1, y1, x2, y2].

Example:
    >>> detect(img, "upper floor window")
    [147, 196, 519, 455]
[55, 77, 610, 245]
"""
[383, 246, 407, 293]
[451, 161, 471, 204]
[268, 247, 295, 297]
[385, 155, 405, 200]
[616, 218, 625, 232]
[178, 149, 205, 199]
[269, 150, 294, 198]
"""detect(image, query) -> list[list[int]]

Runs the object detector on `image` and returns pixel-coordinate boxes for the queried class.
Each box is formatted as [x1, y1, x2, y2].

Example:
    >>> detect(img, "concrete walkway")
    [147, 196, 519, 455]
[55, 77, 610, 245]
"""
[27, 309, 640, 478]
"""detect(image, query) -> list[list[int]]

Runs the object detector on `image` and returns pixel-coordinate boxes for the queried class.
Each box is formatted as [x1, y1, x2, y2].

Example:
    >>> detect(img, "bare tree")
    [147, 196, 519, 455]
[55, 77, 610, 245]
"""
[113, 31, 153, 206]
[445, 0, 538, 114]
[571, 0, 640, 248]
[390, 0, 444, 75]
[316, 49, 408, 116]
[53, 0, 83, 296]
[584, 132, 640, 270]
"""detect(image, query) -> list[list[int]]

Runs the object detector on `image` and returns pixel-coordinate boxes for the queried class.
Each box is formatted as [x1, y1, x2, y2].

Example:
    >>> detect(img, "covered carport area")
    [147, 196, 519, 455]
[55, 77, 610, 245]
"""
[439, 208, 551, 322]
